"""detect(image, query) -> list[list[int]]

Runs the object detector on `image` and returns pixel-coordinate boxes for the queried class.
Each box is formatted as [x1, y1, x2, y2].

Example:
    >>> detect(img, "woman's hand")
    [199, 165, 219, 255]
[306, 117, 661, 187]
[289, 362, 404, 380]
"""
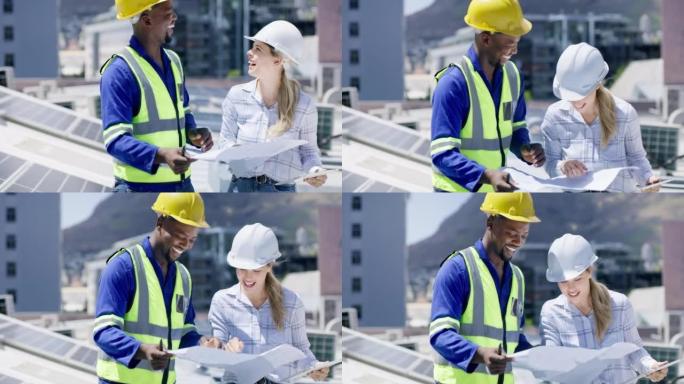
[560, 160, 588, 177]
[224, 337, 244, 353]
[199, 336, 222, 349]
[647, 361, 668, 382]
[642, 175, 661, 193]
[305, 167, 327, 188]
[308, 363, 330, 381]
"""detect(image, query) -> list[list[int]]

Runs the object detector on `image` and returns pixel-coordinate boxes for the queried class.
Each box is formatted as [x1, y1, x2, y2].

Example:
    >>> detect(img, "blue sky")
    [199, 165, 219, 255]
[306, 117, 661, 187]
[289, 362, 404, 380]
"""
[406, 193, 471, 245]
[405, 0, 435, 15]
[61, 193, 110, 229]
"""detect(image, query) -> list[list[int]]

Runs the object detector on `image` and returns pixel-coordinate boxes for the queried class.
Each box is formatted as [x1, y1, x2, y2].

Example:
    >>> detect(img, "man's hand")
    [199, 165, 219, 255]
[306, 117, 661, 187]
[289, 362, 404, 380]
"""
[560, 160, 588, 178]
[520, 143, 545, 167]
[472, 346, 513, 375]
[482, 169, 517, 192]
[134, 343, 171, 370]
[199, 336, 222, 349]
[155, 148, 196, 174]
[188, 127, 214, 152]
[224, 337, 244, 353]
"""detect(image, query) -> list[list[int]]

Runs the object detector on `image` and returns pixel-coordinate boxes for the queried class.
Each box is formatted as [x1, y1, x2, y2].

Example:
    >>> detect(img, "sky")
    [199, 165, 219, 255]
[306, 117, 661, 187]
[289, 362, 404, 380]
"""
[406, 193, 471, 245]
[60, 193, 110, 229]
[405, 0, 435, 15]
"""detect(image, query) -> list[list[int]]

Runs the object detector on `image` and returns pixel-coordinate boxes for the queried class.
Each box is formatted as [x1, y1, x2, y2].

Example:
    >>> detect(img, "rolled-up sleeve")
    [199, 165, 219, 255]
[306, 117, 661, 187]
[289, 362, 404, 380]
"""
[541, 112, 565, 178]
[623, 107, 653, 186]
[539, 301, 562, 347]
[208, 291, 232, 343]
[298, 100, 322, 172]
[219, 94, 239, 150]
[622, 299, 657, 374]
[290, 296, 317, 371]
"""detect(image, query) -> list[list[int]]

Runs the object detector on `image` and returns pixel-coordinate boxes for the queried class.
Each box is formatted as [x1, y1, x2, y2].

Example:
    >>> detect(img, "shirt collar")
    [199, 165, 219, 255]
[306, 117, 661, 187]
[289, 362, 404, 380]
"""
[141, 236, 176, 279]
[241, 79, 263, 104]
[467, 44, 502, 83]
[226, 283, 269, 309]
[128, 35, 169, 75]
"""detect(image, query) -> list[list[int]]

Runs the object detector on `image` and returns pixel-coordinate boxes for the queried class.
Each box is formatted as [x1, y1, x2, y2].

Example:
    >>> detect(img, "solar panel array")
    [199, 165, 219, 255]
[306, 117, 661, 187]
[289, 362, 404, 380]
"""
[307, 331, 337, 363]
[0, 373, 24, 384]
[0, 87, 103, 144]
[342, 108, 429, 160]
[342, 171, 407, 193]
[0, 151, 109, 192]
[639, 344, 680, 384]
[342, 327, 432, 383]
[0, 315, 98, 374]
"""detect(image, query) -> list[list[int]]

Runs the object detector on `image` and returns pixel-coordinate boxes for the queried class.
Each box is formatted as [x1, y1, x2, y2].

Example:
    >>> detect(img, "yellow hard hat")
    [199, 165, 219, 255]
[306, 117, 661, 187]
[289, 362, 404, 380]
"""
[480, 192, 540, 223]
[151, 193, 210, 228]
[114, 0, 168, 20]
[464, 0, 532, 37]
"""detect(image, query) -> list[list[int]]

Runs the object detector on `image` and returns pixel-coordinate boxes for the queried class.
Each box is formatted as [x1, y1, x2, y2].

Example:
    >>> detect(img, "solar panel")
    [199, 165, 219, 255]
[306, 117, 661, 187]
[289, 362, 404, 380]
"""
[342, 171, 407, 193]
[0, 161, 110, 192]
[342, 108, 429, 159]
[307, 331, 337, 363]
[342, 327, 433, 382]
[639, 345, 680, 384]
[0, 373, 24, 384]
[70, 346, 98, 366]
[0, 153, 27, 184]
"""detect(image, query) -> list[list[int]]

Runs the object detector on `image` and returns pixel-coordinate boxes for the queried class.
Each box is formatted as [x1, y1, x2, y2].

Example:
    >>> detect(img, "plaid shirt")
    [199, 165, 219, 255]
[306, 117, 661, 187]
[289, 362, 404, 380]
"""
[208, 284, 317, 380]
[540, 290, 656, 383]
[219, 80, 322, 183]
[541, 96, 653, 192]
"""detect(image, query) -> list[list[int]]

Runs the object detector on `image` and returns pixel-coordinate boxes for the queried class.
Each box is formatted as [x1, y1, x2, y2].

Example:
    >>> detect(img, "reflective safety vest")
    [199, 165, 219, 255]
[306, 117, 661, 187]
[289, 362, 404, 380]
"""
[430, 246, 525, 384]
[431, 56, 525, 192]
[101, 47, 191, 184]
[94, 244, 196, 384]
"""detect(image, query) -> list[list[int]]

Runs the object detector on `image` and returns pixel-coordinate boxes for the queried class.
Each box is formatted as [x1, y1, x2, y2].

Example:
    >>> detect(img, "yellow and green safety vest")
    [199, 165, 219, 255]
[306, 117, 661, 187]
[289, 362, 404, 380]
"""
[431, 56, 526, 192]
[430, 246, 525, 384]
[94, 244, 196, 384]
[101, 47, 191, 183]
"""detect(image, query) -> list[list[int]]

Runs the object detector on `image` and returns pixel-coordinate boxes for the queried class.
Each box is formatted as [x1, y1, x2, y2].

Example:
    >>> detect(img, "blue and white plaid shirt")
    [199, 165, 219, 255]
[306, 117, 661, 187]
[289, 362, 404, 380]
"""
[219, 80, 322, 183]
[541, 95, 653, 192]
[208, 284, 317, 380]
[540, 290, 657, 383]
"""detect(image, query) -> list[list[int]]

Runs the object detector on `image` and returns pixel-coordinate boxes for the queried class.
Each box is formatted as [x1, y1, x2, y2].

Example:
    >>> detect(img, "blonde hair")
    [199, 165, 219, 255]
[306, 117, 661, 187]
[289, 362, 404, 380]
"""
[267, 47, 301, 138]
[265, 270, 285, 330]
[596, 84, 617, 147]
[589, 277, 612, 342]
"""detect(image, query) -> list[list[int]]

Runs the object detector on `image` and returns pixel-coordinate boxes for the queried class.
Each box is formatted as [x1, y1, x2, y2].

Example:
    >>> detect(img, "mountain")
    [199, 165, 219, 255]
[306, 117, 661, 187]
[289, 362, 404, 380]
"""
[62, 194, 339, 259]
[408, 194, 684, 271]
[406, 0, 662, 49]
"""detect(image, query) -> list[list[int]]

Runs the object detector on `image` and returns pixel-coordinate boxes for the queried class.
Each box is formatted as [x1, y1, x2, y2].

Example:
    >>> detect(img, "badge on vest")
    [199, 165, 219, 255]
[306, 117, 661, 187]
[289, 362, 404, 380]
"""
[503, 101, 512, 121]
[176, 294, 186, 313]
[178, 84, 184, 104]
[511, 297, 522, 318]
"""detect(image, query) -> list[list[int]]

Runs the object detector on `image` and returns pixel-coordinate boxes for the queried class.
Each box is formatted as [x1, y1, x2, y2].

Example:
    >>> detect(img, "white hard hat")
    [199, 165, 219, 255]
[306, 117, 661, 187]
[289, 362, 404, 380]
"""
[227, 223, 281, 270]
[546, 234, 599, 283]
[553, 43, 609, 101]
[245, 20, 304, 65]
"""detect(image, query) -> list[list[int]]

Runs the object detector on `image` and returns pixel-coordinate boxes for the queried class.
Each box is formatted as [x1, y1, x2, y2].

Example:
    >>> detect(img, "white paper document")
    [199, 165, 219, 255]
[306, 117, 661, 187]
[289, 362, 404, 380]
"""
[294, 168, 333, 183]
[273, 360, 343, 383]
[187, 140, 306, 163]
[511, 342, 640, 383]
[504, 154, 635, 192]
[170, 345, 306, 384]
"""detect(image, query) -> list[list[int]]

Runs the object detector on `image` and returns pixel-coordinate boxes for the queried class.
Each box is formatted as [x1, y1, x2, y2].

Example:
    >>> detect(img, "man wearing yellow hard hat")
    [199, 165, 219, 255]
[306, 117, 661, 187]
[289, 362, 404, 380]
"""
[101, 0, 214, 192]
[430, 192, 540, 383]
[431, 0, 545, 192]
[93, 193, 222, 384]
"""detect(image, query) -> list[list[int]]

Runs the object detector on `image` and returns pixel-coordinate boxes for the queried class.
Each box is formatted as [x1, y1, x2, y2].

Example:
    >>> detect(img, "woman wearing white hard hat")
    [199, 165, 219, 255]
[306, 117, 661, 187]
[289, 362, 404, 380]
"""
[541, 43, 661, 192]
[540, 234, 667, 383]
[218, 20, 327, 192]
[208, 224, 330, 383]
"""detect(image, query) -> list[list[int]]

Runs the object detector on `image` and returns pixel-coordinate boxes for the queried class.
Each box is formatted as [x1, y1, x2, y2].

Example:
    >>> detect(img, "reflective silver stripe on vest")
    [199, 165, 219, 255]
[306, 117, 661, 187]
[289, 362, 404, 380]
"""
[505, 61, 519, 116]
[457, 57, 517, 151]
[122, 245, 186, 340]
[119, 49, 184, 136]
[473, 361, 513, 374]
[98, 350, 176, 372]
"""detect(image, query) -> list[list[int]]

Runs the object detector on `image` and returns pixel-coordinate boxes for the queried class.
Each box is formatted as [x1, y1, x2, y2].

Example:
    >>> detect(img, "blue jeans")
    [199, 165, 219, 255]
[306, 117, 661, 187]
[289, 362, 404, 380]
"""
[113, 178, 195, 193]
[228, 176, 296, 193]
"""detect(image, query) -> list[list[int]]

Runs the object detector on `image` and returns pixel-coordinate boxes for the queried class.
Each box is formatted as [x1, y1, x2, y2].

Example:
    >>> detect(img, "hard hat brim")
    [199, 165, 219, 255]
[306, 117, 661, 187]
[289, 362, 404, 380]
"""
[464, 17, 532, 37]
[244, 36, 301, 66]
[482, 210, 541, 223]
[227, 251, 280, 270]
[545, 254, 598, 282]
[151, 208, 210, 228]
[552, 62, 609, 101]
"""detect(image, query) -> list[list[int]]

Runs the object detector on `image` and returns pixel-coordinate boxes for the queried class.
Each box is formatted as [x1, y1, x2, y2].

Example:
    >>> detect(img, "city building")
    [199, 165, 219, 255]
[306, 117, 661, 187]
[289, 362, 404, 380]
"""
[342, 0, 404, 101]
[0, 194, 61, 312]
[0, 0, 59, 78]
[342, 194, 407, 327]
[319, 205, 342, 327]
[317, 0, 342, 98]
[663, 220, 684, 342]
[662, 0, 684, 121]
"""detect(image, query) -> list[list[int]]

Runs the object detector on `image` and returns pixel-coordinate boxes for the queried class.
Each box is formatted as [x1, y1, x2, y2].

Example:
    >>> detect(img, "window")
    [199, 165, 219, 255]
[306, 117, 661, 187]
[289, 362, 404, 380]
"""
[6, 262, 15, 277]
[3, 0, 12, 14]
[6, 207, 15, 222]
[349, 22, 359, 37]
[3, 25, 12, 41]
[350, 49, 359, 65]
[350, 77, 361, 92]
[352, 277, 362, 292]
[4, 53, 14, 67]
[351, 223, 361, 238]
[349, 0, 358, 10]
[6, 234, 16, 250]
[351, 250, 362, 265]
[351, 196, 362, 210]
